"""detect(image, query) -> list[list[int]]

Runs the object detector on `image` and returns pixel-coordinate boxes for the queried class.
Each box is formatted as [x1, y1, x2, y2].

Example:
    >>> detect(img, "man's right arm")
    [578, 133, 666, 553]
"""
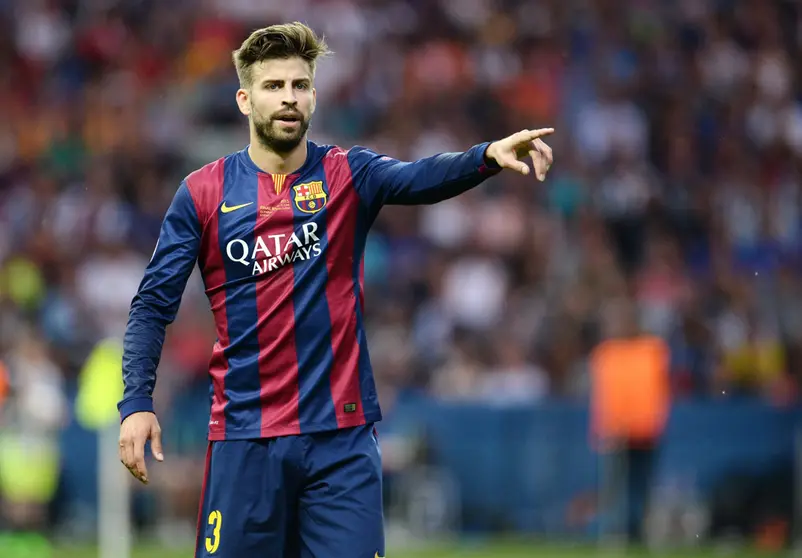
[117, 181, 202, 423]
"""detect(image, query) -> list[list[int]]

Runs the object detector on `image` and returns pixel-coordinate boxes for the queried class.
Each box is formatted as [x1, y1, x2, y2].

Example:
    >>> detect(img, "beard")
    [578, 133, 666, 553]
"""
[252, 107, 310, 154]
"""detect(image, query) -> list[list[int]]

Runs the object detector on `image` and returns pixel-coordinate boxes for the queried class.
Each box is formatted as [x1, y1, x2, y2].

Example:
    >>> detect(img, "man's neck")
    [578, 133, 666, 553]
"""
[248, 139, 308, 175]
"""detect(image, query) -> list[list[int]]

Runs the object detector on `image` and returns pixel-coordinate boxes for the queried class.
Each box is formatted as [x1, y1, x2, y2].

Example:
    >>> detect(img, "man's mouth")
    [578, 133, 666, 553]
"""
[275, 113, 302, 123]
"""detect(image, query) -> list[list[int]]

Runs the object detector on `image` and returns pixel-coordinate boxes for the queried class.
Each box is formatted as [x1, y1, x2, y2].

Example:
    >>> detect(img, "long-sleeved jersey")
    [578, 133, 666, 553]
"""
[118, 140, 501, 440]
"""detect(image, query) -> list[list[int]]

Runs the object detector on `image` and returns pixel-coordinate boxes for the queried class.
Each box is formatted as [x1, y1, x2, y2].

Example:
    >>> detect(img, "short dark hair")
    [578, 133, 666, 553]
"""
[232, 22, 331, 88]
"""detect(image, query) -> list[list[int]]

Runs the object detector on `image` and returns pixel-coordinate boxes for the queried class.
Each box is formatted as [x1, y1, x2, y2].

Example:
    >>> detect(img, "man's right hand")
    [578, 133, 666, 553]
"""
[119, 411, 164, 484]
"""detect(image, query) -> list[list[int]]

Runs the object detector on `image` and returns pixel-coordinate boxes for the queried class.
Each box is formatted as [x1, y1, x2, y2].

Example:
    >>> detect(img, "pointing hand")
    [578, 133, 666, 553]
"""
[485, 128, 555, 181]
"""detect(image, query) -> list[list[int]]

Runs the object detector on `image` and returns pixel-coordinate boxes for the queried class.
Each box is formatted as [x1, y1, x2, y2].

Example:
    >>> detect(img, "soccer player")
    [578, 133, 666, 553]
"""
[117, 21, 554, 558]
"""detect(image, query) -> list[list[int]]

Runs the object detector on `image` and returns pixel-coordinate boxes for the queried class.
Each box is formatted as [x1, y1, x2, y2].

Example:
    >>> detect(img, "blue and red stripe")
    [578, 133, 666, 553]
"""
[217, 158, 263, 437]
[256, 173, 302, 436]
[191, 158, 229, 437]
[323, 151, 367, 427]
[285, 171, 338, 433]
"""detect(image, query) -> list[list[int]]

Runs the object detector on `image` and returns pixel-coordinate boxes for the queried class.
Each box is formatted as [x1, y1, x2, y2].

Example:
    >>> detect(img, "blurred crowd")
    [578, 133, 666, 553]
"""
[0, 0, 802, 534]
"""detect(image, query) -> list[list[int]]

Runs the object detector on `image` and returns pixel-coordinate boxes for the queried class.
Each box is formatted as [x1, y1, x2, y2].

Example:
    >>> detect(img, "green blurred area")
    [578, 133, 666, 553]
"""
[46, 541, 786, 558]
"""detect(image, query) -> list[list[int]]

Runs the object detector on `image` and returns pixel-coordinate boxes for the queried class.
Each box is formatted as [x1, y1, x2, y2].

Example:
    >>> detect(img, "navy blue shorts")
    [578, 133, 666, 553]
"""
[194, 423, 384, 558]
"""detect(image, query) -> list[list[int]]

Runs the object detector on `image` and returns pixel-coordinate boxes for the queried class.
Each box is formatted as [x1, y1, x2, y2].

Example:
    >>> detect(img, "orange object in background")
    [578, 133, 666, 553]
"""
[590, 335, 671, 448]
[0, 359, 9, 406]
[755, 518, 788, 551]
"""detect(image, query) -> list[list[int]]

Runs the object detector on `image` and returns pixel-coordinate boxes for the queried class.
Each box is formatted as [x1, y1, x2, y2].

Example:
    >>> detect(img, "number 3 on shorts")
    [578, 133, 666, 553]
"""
[206, 510, 222, 554]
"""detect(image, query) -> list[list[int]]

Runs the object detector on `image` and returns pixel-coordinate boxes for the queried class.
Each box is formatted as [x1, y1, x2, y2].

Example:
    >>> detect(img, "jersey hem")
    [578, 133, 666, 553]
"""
[206, 410, 383, 441]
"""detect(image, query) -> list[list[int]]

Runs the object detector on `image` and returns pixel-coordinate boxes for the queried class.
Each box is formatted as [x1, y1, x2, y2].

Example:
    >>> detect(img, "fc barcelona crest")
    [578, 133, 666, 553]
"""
[293, 181, 328, 214]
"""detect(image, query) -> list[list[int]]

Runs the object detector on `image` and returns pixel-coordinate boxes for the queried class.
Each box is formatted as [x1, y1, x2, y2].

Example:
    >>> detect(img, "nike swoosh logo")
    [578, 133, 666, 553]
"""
[221, 202, 253, 214]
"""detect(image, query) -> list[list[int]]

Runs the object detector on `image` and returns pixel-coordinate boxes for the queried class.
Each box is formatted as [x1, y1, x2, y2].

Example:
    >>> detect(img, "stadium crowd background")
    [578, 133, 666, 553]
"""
[0, 0, 801, 550]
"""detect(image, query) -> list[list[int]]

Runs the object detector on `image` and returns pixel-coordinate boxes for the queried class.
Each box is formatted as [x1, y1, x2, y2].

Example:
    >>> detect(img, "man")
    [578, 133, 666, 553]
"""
[591, 300, 670, 543]
[118, 21, 554, 558]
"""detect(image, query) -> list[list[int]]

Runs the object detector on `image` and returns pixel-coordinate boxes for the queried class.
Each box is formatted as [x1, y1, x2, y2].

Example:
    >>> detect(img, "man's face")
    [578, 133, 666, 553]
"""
[237, 57, 316, 154]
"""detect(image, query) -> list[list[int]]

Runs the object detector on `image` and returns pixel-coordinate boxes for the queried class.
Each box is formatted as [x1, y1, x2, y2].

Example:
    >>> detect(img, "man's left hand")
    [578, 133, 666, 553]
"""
[485, 128, 555, 181]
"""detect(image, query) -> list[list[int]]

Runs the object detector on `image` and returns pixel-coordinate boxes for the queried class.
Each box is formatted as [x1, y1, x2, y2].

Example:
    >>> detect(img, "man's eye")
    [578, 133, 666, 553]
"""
[295, 83, 308, 90]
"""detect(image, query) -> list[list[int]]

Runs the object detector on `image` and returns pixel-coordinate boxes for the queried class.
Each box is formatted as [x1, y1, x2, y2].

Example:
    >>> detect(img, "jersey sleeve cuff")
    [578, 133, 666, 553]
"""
[475, 142, 502, 175]
[118, 396, 155, 423]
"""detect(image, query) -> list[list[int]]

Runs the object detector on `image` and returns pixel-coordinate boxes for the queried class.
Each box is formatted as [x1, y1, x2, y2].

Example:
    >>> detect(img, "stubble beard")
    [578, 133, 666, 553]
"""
[252, 110, 310, 155]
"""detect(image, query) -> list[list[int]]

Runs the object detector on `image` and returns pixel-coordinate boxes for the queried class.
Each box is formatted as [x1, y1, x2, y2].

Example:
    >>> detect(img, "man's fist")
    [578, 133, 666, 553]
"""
[485, 128, 555, 181]
[119, 411, 164, 484]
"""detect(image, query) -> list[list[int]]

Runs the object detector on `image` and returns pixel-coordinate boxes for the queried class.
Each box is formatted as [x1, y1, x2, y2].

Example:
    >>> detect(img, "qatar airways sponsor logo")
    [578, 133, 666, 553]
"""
[226, 222, 321, 275]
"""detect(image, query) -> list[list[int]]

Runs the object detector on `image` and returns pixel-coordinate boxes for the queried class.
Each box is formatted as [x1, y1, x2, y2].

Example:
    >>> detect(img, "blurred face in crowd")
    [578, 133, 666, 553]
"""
[236, 57, 316, 154]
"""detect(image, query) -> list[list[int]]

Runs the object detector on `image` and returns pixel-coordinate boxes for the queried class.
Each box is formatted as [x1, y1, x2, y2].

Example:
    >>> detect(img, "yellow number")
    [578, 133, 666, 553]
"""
[205, 510, 222, 554]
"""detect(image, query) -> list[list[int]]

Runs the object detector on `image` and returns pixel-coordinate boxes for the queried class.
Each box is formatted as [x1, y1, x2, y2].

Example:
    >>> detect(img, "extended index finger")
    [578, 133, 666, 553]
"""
[522, 128, 554, 141]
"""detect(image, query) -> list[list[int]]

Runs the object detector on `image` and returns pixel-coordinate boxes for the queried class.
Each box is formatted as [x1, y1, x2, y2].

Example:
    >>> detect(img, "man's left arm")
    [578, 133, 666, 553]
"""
[347, 128, 554, 211]
[348, 143, 499, 209]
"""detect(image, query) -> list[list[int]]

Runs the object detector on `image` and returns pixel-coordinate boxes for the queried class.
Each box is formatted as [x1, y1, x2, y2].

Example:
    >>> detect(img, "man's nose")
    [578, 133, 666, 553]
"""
[281, 86, 298, 105]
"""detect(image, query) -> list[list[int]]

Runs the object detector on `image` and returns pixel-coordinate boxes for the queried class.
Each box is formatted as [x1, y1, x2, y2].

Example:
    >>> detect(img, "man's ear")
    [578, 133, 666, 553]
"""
[236, 88, 251, 116]
[311, 88, 317, 114]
